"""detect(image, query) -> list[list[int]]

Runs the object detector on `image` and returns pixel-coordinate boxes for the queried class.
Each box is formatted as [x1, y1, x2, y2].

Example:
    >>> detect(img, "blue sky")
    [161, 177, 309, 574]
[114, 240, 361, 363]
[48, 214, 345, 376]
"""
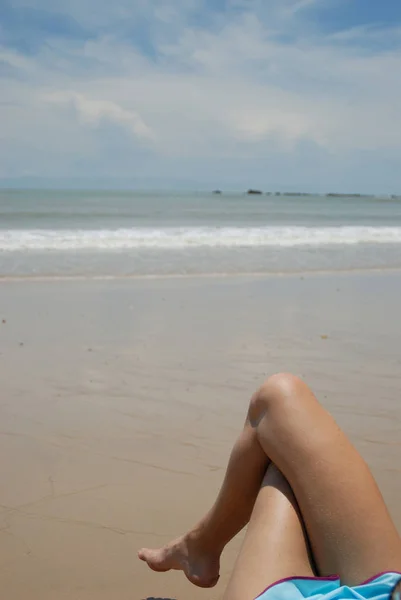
[1, 0, 401, 192]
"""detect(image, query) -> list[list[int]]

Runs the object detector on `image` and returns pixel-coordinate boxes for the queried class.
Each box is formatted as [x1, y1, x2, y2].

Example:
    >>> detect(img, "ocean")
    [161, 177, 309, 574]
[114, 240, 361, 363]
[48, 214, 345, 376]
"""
[1, 189, 401, 278]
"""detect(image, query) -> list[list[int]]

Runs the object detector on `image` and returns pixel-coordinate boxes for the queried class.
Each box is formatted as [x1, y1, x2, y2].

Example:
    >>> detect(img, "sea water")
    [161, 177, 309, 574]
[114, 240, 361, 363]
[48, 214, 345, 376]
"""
[1, 190, 401, 278]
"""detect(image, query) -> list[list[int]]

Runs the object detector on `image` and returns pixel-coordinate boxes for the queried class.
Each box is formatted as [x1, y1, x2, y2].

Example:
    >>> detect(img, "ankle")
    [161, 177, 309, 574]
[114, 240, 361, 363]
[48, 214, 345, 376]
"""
[185, 524, 224, 557]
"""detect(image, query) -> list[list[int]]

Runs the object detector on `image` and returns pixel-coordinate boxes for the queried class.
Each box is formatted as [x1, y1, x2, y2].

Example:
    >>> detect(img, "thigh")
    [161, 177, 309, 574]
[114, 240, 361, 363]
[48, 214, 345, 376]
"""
[223, 464, 315, 600]
[255, 374, 401, 586]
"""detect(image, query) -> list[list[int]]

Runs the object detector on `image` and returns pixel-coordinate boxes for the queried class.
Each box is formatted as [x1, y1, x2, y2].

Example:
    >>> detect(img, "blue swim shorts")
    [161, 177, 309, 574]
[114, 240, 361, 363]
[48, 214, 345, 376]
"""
[255, 571, 401, 600]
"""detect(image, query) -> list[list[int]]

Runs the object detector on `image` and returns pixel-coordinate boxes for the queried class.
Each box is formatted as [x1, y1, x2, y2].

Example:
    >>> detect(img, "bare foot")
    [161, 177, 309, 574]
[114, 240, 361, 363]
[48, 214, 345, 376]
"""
[138, 533, 220, 589]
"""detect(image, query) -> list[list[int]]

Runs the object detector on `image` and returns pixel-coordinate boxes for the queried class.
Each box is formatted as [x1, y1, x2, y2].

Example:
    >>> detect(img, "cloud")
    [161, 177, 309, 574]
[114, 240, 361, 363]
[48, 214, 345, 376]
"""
[45, 91, 155, 141]
[282, 0, 322, 17]
[1, 0, 401, 192]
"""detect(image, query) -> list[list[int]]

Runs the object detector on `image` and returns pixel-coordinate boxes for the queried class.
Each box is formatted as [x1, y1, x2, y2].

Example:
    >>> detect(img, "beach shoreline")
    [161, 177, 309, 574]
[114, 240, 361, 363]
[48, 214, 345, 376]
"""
[1, 264, 401, 283]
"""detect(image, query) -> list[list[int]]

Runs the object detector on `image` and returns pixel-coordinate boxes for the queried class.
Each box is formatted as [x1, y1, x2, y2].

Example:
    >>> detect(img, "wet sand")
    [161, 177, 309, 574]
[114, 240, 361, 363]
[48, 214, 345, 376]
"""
[0, 272, 400, 600]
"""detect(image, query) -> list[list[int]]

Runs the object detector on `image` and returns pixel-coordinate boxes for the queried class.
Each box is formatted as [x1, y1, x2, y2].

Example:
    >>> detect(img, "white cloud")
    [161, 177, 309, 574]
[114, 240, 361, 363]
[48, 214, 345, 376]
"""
[281, 0, 322, 17]
[44, 91, 155, 141]
[1, 0, 401, 191]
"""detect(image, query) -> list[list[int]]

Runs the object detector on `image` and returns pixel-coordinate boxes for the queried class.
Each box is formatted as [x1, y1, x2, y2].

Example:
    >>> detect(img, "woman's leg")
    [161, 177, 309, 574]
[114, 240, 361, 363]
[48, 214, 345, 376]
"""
[222, 464, 315, 600]
[138, 399, 270, 588]
[139, 373, 401, 588]
[252, 374, 401, 584]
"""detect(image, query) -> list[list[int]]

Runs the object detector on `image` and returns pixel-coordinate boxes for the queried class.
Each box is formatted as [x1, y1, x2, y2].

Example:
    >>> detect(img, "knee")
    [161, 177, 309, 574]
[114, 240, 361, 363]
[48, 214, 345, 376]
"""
[265, 372, 309, 399]
[249, 372, 308, 424]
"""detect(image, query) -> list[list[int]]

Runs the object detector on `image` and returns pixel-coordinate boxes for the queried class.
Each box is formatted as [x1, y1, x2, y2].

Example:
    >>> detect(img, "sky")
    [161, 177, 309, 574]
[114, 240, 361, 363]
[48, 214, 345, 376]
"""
[1, 0, 401, 192]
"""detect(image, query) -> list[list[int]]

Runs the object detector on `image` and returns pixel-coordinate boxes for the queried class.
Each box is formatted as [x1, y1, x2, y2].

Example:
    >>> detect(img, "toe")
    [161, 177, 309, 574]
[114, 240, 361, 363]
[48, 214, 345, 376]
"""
[138, 548, 170, 572]
[137, 549, 148, 562]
